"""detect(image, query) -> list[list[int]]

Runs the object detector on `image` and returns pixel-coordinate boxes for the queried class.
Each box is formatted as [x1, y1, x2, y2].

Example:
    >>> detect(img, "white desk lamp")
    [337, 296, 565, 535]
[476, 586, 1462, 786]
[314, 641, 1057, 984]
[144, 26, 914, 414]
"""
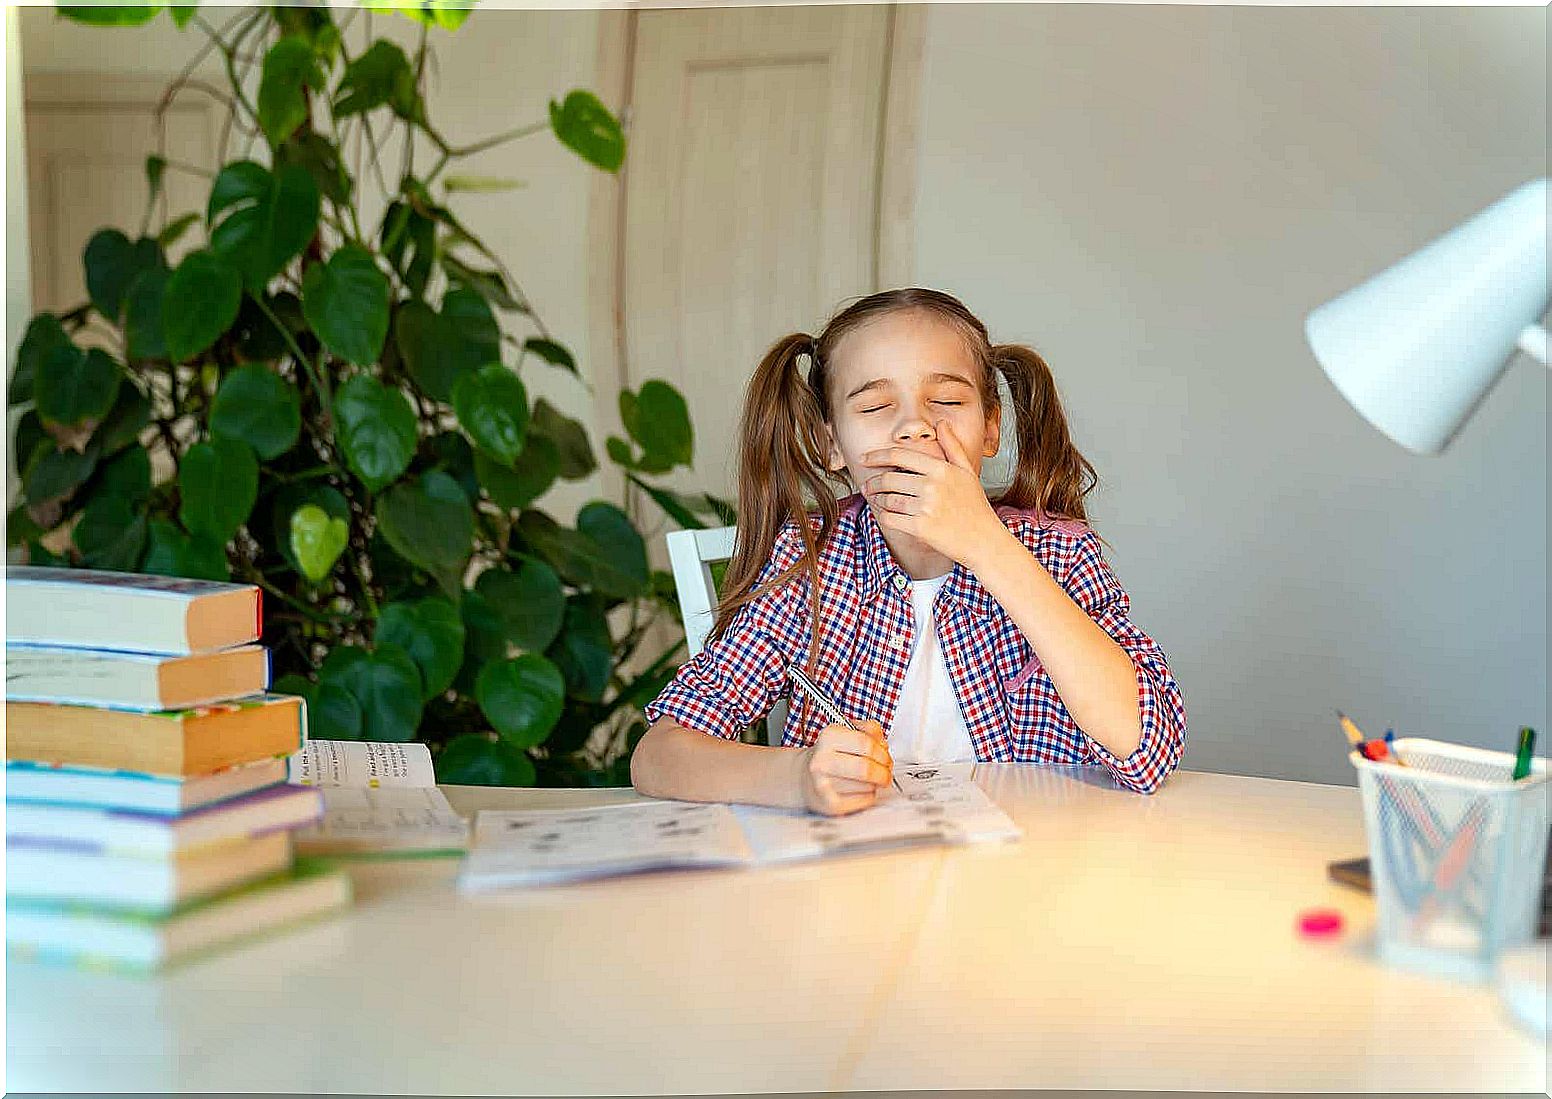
[1305, 176, 1549, 454]
[1304, 177, 1550, 1038]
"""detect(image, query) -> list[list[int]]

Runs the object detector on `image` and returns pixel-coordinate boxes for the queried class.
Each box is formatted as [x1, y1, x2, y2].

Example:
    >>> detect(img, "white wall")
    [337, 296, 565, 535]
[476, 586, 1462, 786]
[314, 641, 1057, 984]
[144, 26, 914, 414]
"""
[913, 4, 1548, 785]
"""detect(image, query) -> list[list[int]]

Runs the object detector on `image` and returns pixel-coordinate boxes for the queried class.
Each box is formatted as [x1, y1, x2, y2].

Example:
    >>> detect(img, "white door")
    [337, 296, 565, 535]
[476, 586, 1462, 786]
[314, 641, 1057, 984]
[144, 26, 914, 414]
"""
[25, 74, 217, 317]
[611, 3, 918, 505]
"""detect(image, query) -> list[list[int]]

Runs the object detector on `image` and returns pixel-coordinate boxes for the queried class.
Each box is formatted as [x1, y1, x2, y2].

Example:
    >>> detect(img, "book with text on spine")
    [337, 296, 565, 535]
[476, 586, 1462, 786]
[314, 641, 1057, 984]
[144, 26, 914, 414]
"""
[5, 566, 261, 655]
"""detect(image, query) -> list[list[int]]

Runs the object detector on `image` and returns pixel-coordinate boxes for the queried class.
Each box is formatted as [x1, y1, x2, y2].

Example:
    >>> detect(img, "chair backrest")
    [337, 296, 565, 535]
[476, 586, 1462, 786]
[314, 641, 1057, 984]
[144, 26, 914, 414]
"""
[664, 526, 787, 745]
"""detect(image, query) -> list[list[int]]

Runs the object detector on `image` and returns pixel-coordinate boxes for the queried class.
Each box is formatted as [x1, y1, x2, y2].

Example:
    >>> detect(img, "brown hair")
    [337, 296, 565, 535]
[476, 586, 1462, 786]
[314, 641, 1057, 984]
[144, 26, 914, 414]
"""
[708, 287, 1098, 672]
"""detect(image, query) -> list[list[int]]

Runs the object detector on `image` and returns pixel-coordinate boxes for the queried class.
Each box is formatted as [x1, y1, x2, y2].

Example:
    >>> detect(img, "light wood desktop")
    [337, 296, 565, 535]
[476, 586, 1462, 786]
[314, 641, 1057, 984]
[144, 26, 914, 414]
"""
[6, 765, 1546, 1093]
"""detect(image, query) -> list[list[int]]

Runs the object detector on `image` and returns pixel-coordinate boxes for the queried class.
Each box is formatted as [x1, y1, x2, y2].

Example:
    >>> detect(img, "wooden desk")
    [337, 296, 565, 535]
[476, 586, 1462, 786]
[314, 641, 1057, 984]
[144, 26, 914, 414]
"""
[6, 766, 1546, 1093]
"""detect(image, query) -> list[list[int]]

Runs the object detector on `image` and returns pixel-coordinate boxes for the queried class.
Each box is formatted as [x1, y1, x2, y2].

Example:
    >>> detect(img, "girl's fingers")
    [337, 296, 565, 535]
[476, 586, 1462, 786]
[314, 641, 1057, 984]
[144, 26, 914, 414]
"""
[827, 791, 878, 816]
[837, 727, 892, 767]
[827, 776, 878, 795]
[866, 471, 922, 497]
[861, 447, 936, 474]
[823, 751, 892, 786]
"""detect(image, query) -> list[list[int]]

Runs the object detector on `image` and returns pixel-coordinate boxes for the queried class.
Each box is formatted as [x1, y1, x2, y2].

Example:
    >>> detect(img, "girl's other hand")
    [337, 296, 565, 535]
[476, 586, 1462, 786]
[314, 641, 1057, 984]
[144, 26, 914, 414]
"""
[799, 718, 893, 816]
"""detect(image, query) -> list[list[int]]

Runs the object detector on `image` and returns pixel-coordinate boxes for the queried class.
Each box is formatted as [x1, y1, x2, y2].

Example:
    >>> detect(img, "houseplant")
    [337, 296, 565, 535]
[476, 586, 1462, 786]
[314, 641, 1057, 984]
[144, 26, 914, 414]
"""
[8, 1, 734, 785]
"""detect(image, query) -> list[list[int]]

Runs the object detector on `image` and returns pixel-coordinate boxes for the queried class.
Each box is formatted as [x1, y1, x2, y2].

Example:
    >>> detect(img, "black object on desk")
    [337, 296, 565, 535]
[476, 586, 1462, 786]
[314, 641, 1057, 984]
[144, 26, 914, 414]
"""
[1327, 840, 1552, 937]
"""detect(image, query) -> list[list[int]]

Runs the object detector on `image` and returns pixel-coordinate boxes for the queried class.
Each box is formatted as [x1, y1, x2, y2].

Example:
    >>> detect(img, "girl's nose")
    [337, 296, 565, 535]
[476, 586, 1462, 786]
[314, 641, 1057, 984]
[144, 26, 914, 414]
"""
[895, 412, 936, 443]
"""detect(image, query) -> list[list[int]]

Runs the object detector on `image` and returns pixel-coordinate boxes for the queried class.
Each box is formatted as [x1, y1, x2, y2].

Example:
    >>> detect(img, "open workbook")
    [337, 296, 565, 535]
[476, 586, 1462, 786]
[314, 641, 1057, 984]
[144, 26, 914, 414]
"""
[286, 740, 469, 856]
[458, 764, 1022, 891]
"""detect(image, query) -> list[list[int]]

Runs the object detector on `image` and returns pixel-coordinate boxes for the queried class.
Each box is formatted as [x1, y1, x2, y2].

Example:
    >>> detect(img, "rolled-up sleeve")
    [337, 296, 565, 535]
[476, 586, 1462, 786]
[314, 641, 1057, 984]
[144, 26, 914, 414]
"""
[642, 524, 807, 741]
[1060, 528, 1187, 794]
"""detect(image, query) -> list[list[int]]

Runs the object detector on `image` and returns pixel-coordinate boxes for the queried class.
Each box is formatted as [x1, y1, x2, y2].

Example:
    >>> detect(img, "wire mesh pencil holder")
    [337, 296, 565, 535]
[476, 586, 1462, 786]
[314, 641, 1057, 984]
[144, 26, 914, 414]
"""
[1353, 737, 1549, 982]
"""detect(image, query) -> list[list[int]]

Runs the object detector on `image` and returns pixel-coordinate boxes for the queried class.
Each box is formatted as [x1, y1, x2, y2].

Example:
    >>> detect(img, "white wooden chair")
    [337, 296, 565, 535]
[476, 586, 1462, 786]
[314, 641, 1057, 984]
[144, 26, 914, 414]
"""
[665, 526, 788, 746]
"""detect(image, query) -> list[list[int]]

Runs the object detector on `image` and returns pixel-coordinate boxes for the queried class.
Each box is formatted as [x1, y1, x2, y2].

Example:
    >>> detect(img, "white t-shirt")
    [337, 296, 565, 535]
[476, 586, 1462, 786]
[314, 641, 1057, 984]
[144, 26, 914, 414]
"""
[886, 573, 978, 764]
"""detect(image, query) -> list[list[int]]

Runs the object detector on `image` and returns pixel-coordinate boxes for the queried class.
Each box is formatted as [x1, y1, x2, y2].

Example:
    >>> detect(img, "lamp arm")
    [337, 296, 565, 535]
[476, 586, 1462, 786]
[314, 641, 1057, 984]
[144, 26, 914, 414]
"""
[1518, 324, 1549, 366]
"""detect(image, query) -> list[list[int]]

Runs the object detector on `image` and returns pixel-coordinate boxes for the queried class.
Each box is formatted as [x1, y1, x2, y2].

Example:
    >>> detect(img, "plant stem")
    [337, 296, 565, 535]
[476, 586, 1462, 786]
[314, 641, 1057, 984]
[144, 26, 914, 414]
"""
[248, 291, 333, 427]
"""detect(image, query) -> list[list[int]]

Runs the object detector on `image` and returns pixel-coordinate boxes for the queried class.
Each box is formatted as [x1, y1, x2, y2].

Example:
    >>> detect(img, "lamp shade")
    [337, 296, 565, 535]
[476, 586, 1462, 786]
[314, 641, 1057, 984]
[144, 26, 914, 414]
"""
[1305, 177, 1550, 454]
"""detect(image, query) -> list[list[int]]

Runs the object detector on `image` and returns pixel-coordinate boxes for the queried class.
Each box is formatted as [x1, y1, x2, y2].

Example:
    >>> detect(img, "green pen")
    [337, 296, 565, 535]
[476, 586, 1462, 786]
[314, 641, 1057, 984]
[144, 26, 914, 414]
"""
[1511, 727, 1536, 781]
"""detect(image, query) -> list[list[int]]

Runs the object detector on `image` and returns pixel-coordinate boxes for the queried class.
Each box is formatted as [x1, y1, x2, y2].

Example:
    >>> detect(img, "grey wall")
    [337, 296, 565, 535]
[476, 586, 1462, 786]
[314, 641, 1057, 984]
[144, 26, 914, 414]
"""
[913, 4, 1547, 786]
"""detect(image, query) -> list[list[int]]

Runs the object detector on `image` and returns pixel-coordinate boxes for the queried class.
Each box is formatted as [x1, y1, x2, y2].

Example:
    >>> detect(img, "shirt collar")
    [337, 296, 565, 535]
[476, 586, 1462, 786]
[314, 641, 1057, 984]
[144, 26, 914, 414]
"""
[849, 493, 998, 620]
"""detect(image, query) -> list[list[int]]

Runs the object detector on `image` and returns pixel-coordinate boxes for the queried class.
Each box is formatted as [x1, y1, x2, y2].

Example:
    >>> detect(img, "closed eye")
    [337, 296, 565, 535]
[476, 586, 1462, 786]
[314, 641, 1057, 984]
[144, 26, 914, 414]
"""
[859, 405, 887, 414]
[932, 401, 963, 406]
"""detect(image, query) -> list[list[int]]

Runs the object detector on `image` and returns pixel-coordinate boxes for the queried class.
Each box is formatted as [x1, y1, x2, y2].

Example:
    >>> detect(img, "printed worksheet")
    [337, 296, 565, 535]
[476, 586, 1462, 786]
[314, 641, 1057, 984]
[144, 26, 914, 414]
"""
[458, 766, 1022, 890]
[287, 740, 469, 855]
[733, 764, 1023, 862]
[458, 801, 754, 891]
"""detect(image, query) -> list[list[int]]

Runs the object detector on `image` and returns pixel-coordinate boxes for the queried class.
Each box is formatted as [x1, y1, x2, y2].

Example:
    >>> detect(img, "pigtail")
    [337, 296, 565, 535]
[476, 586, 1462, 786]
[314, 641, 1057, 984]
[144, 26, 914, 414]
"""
[992, 344, 1098, 523]
[708, 333, 840, 674]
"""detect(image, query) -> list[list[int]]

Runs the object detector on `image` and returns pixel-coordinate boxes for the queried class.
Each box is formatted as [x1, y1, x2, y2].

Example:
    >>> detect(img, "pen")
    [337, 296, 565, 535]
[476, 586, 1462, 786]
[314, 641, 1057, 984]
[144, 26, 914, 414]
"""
[788, 664, 859, 731]
[1337, 710, 1375, 761]
[1512, 727, 1536, 781]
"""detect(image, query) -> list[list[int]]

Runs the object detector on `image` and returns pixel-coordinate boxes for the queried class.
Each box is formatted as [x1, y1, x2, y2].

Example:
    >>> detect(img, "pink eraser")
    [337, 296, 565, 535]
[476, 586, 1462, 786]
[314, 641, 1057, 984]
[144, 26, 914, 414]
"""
[1298, 908, 1344, 938]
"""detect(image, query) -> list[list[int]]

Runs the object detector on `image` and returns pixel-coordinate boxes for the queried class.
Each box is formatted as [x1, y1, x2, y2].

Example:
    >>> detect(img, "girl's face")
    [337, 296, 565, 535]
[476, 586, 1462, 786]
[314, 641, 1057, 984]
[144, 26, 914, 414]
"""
[821, 311, 1000, 487]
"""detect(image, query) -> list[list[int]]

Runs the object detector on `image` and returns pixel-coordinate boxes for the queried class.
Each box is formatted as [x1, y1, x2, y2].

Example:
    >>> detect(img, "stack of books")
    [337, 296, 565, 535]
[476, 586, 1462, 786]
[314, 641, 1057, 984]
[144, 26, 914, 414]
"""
[5, 566, 352, 973]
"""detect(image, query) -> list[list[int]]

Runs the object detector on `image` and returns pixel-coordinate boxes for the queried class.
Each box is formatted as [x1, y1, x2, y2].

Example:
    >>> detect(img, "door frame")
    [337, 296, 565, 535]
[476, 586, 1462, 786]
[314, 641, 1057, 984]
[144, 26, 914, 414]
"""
[584, 3, 926, 507]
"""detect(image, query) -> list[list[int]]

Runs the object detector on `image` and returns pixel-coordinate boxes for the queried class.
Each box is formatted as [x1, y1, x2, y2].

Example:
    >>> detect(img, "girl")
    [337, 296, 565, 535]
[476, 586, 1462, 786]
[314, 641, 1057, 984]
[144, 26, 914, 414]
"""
[632, 288, 1185, 814]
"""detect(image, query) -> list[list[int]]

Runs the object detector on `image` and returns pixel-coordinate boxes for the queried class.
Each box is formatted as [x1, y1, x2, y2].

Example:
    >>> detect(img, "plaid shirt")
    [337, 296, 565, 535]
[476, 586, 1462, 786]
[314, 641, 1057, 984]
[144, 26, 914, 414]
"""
[643, 492, 1186, 794]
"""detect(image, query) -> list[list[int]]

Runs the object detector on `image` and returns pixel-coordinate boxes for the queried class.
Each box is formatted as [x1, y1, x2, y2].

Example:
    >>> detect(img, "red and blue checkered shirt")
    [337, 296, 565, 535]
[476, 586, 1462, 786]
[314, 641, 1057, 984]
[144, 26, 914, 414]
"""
[643, 492, 1186, 794]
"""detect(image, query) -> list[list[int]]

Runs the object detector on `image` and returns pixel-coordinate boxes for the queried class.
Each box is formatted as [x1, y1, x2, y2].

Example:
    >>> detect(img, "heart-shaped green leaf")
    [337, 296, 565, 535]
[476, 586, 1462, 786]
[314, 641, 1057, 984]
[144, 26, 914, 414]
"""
[333, 38, 420, 120]
[454, 588, 508, 692]
[258, 35, 325, 147]
[630, 379, 694, 468]
[452, 363, 529, 466]
[334, 374, 417, 491]
[97, 444, 151, 506]
[11, 314, 71, 404]
[22, 442, 97, 503]
[162, 249, 243, 362]
[207, 161, 321, 291]
[577, 501, 649, 590]
[142, 519, 229, 581]
[92, 383, 152, 456]
[425, 431, 479, 502]
[529, 399, 595, 481]
[516, 508, 646, 599]
[73, 494, 148, 571]
[210, 364, 301, 459]
[273, 674, 365, 741]
[178, 435, 258, 544]
[547, 595, 613, 702]
[476, 653, 566, 749]
[270, 483, 349, 577]
[123, 265, 170, 361]
[548, 90, 625, 173]
[434, 734, 535, 787]
[375, 597, 465, 700]
[83, 230, 164, 322]
[474, 558, 565, 652]
[35, 344, 121, 428]
[392, 291, 499, 403]
[319, 643, 423, 743]
[289, 503, 349, 582]
[374, 470, 473, 596]
[302, 245, 389, 365]
[474, 434, 559, 512]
